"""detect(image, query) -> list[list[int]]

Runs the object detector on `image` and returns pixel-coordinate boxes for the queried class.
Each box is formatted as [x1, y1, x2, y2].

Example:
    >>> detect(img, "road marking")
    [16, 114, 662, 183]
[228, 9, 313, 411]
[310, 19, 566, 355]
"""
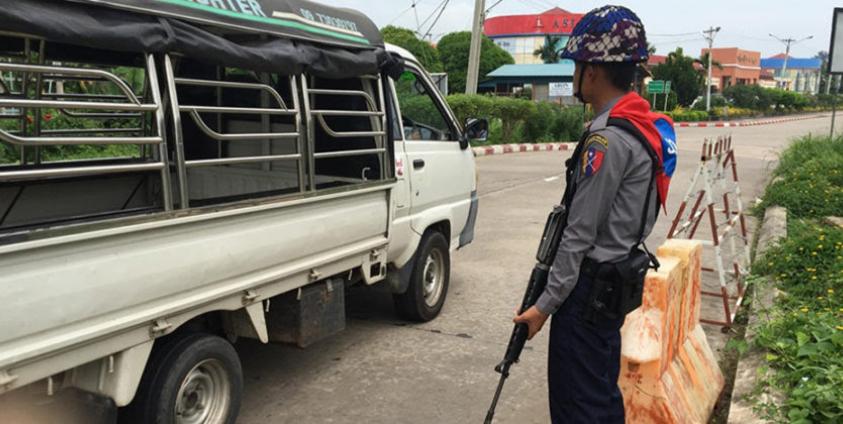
[544, 176, 560, 182]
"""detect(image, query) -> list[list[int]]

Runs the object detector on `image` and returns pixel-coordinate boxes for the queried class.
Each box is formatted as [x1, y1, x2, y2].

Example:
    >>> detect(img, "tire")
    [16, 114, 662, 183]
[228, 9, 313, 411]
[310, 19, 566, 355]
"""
[120, 333, 243, 424]
[393, 231, 450, 322]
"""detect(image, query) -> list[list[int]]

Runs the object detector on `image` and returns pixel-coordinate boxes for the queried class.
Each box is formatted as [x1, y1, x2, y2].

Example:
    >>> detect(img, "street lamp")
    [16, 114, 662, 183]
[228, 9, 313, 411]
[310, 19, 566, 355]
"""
[769, 34, 813, 90]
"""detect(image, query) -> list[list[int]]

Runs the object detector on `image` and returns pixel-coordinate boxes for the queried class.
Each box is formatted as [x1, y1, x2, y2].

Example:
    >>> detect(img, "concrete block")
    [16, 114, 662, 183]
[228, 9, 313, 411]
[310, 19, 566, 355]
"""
[620, 239, 724, 424]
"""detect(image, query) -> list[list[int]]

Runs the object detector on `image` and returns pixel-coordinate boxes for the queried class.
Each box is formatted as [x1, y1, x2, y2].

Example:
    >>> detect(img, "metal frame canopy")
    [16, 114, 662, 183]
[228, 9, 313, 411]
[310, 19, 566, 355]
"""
[75, 0, 382, 48]
[0, 0, 401, 78]
[829, 7, 843, 74]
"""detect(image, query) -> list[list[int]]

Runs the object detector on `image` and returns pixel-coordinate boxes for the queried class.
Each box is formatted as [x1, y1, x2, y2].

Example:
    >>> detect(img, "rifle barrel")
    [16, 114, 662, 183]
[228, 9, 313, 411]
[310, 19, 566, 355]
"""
[484, 363, 510, 424]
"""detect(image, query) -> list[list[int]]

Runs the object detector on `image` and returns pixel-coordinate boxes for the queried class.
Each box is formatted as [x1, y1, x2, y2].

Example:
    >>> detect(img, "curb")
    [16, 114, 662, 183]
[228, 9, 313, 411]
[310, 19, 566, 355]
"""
[727, 206, 788, 424]
[676, 113, 826, 128]
[472, 142, 575, 157]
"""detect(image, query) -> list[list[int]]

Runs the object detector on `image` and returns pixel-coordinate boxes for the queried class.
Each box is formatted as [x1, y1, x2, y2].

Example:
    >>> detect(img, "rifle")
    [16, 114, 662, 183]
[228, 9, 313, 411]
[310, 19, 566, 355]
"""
[484, 204, 569, 424]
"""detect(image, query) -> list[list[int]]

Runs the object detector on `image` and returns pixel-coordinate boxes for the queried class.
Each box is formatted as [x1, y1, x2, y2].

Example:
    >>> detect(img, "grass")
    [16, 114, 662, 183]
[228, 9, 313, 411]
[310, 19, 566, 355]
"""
[747, 134, 843, 423]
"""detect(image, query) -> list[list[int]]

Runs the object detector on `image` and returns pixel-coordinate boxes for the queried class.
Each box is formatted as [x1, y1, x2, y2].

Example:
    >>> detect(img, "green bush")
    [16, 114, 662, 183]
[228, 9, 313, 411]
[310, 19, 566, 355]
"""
[0, 110, 140, 164]
[443, 94, 585, 144]
[524, 101, 558, 142]
[664, 109, 708, 122]
[750, 134, 843, 423]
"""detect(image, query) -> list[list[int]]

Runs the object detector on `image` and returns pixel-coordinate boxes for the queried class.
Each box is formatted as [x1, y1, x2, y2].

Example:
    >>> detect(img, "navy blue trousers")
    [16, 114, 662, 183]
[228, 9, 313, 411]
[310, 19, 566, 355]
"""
[548, 272, 625, 424]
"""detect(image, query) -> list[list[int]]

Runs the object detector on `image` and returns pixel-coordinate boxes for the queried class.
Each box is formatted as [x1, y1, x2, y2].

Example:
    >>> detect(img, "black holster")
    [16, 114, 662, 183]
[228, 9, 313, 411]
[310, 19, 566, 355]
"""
[583, 248, 650, 324]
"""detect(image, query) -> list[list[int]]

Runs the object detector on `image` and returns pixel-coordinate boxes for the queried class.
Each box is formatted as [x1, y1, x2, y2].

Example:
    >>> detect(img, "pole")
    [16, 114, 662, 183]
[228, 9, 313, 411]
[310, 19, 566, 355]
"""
[703, 26, 721, 112]
[832, 72, 838, 139]
[781, 41, 791, 90]
[831, 93, 836, 139]
[664, 90, 669, 112]
[465, 0, 486, 95]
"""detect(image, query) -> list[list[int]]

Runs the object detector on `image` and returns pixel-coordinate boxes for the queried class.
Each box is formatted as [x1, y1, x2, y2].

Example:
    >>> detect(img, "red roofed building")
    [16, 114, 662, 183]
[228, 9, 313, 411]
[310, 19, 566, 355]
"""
[484, 8, 583, 64]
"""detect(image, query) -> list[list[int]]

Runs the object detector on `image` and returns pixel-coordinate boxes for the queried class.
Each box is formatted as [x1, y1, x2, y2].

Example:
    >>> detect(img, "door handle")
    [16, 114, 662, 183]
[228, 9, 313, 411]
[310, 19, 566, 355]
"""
[413, 159, 425, 169]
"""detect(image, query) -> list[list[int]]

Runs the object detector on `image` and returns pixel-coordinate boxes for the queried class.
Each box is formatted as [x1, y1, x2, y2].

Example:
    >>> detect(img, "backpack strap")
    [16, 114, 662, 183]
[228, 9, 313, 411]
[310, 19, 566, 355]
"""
[606, 117, 661, 268]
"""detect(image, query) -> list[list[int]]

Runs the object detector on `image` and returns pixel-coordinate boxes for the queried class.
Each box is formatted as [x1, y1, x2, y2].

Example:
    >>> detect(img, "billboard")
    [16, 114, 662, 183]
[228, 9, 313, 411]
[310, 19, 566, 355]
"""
[829, 8, 843, 74]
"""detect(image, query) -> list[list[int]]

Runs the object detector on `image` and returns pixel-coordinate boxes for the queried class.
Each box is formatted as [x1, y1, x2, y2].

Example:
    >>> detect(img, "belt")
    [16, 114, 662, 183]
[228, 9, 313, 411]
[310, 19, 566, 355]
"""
[580, 257, 601, 278]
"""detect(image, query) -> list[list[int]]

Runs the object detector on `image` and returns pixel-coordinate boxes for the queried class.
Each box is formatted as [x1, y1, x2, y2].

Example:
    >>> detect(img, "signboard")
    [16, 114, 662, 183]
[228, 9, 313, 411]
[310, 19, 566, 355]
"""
[549, 82, 573, 97]
[830, 8, 843, 73]
[648, 80, 665, 94]
[665, 81, 672, 94]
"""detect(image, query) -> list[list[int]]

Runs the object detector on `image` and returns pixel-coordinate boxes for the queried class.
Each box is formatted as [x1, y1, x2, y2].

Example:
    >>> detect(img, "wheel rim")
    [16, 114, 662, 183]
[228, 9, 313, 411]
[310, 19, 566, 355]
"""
[422, 248, 446, 307]
[175, 358, 231, 424]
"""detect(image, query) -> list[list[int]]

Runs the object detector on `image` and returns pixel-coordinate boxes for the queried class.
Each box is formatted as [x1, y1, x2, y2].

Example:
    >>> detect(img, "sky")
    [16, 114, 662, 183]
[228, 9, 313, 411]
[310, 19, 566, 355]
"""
[326, 0, 837, 59]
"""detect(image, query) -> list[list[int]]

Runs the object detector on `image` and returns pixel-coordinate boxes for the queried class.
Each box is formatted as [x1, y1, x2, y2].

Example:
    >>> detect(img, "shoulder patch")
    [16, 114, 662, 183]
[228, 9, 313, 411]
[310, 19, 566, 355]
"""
[584, 133, 609, 149]
[581, 134, 608, 177]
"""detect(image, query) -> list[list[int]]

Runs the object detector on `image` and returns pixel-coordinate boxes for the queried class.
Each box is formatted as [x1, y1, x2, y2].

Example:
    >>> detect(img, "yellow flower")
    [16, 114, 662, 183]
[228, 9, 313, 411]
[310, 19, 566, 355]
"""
[829, 289, 836, 294]
[812, 276, 818, 280]
[838, 326, 843, 331]
[801, 307, 809, 313]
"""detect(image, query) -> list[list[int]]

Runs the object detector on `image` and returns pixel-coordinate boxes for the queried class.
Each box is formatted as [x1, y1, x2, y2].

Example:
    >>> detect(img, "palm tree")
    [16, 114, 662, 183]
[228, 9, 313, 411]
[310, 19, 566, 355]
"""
[696, 52, 722, 73]
[534, 35, 563, 64]
[647, 42, 656, 56]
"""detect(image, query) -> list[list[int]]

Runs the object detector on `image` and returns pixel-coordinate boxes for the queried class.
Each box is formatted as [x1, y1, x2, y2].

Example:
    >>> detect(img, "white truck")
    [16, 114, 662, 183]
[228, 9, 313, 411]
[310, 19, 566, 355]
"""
[0, 1, 483, 422]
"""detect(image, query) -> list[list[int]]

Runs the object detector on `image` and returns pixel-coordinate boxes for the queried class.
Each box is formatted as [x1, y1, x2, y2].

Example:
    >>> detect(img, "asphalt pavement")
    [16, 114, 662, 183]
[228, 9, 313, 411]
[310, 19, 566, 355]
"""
[236, 114, 842, 424]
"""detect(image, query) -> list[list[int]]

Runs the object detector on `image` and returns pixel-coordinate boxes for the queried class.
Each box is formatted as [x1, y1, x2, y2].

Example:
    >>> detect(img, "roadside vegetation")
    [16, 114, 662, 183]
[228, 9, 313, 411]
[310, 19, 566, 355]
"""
[749, 134, 843, 423]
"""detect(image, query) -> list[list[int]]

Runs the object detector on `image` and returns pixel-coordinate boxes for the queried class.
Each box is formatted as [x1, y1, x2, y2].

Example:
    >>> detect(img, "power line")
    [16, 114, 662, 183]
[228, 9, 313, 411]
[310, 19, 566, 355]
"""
[649, 32, 700, 38]
[387, 5, 415, 26]
[485, 0, 504, 15]
[651, 37, 705, 47]
[412, 1, 421, 31]
[418, 0, 447, 35]
[422, 0, 450, 40]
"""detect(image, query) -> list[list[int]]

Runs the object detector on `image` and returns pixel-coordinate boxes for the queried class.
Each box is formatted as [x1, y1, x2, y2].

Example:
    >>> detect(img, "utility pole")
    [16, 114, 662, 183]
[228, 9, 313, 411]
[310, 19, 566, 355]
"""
[703, 26, 721, 112]
[769, 34, 813, 90]
[465, 0, 486, 95]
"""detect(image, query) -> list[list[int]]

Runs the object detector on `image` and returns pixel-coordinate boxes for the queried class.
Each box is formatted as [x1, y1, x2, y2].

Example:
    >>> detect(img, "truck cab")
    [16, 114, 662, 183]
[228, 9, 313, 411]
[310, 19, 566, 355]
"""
[384, 44, 480, 321]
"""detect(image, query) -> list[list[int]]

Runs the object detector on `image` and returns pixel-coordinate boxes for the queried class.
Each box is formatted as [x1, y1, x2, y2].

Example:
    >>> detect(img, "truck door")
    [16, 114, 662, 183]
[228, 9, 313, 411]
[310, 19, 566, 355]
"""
[392, 65, 475, 238]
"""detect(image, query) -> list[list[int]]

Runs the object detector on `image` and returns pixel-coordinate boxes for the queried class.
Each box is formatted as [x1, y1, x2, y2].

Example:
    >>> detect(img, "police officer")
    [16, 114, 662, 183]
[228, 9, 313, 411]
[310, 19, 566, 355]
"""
[512, 6, 663, 423]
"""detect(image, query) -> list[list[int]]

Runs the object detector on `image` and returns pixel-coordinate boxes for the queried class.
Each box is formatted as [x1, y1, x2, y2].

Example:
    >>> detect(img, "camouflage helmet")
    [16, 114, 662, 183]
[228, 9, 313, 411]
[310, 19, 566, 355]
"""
[560, 5, 649, 63]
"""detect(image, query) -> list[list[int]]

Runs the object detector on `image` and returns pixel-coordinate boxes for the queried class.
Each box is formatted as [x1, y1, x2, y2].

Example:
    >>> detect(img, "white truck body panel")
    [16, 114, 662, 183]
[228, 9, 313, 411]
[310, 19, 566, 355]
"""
[0, 186, 391, 398]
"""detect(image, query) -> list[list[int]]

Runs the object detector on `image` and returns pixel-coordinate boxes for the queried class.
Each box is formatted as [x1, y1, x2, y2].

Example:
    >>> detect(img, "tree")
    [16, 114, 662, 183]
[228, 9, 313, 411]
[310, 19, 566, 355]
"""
[697, 52, 722, 74]
[381, 26, 443, 72]
[534, 35, 562, 64]
[652, 47, 703, 107]
[647, 42, 656, 55]
[437, 31, 514, 94]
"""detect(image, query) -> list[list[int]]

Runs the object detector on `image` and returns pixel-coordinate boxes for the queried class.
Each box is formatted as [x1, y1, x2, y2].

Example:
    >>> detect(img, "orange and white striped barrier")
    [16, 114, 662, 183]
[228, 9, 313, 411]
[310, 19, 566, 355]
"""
[620, 239, 725, 424]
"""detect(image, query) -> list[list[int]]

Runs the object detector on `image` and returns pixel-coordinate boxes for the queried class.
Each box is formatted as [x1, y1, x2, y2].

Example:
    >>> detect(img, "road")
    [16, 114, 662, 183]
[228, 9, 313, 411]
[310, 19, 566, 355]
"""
[236, 114, 841, 424]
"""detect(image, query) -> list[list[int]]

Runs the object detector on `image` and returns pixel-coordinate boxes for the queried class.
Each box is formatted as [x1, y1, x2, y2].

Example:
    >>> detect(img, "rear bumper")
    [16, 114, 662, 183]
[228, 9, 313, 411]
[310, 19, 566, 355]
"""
[458, 190, 478, 248]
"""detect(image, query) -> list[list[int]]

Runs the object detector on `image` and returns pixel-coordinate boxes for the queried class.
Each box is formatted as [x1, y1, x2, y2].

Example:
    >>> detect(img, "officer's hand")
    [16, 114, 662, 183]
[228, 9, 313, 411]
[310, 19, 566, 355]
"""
[513, 306, 550, 340]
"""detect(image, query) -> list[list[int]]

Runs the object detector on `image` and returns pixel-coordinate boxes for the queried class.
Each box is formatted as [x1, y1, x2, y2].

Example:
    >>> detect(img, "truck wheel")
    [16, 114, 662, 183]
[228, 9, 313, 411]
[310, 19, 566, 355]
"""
[121, 333, 242, 424]
[393, 231, 450, 322]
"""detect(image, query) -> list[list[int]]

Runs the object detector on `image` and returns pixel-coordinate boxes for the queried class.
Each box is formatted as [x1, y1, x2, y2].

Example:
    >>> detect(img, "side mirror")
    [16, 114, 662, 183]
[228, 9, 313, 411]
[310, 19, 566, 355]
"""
[461, 118, 488, 149]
